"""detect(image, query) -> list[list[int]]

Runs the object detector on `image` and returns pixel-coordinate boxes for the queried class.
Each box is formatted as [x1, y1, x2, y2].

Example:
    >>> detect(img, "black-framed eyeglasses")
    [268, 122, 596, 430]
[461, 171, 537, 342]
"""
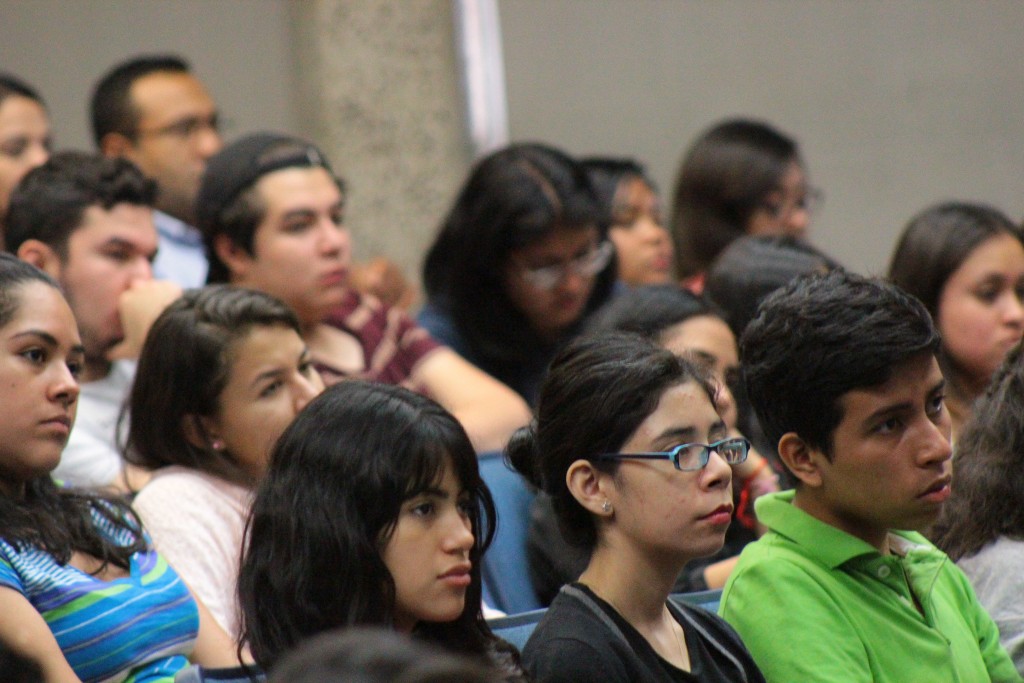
[595, 437, 750, 472]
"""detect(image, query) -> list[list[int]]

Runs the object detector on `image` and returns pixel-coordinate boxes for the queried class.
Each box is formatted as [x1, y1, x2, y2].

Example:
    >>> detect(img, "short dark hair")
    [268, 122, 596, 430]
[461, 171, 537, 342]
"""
[932, 340, 1024, 560]
[0, 73, 45, 108]
[90, 54, 189, 146]
[196, 132, 344, 284]
[423, 142, 616, 371]
[269, 627, 503, 683]
[705, 235, 840, 340]
[238, 382, 506, 671]
[123, 285, 301, 485]
[4, 151, 156, 255]
[671, 118, 800, 277]
[507, 332, 715, 550]
[741, 269, 940, 459]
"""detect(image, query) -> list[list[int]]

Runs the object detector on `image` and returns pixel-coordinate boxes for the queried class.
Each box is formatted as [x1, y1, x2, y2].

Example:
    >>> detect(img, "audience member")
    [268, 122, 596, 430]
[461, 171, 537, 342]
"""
[420, 143, 617, 404]
[526, 286, 780, 605]
[720, 269, 1019, 682]
[269, 628, 504, 683]
[582, 157, 674, 286]
[888, 201, 1024, 440]
[0, 75, 50, 233]
[932, 339, 1024, 675]
[703, 235, 840, 342]
[509, 332, 765, 682]
[671, 118, 820, 292]
[91, 54, 222, 288]
[237, 381, 524, 678]
[125, 285, 323, 639]
[5, 152, 181, 490]
[197, 132, 529, 452]
[0, 254, 237, 681]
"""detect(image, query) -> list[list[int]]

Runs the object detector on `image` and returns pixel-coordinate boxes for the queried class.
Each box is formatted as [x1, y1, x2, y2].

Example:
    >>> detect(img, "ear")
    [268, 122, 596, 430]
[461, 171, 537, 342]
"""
[566, 459, 615, 517]
[182, 414, 220, 450]
[212, 233, 254, 282]
[99, 132, 137, 160]
[17, 240, 62, 279]
[777, 432, 824, 488]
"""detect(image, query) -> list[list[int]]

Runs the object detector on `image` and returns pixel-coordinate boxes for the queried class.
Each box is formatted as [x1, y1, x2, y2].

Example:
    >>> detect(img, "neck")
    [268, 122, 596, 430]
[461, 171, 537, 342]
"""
[792, 488, 891, 554]
[578, 534, 682, 626]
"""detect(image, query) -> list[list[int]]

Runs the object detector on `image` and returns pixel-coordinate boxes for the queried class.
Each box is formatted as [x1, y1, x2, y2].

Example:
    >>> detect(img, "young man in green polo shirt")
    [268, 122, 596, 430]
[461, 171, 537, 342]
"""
[719, 269, 1020, 682]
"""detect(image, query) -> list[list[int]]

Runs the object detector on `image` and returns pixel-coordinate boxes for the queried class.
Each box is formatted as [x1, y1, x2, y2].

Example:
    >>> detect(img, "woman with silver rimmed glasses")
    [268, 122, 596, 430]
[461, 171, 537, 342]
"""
[508, 332, 765, 682]
[420, 142, 618, 405]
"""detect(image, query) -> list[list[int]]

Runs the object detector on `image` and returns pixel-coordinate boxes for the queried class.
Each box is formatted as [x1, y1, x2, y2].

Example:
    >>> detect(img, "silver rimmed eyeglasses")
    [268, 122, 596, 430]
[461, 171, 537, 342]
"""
[595, 437, 750, 471]
[516, 241, 614, 290]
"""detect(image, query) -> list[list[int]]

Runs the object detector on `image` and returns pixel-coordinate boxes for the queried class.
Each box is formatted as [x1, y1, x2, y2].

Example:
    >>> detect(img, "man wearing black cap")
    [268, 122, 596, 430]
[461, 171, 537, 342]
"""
[196, 133, 530, 453]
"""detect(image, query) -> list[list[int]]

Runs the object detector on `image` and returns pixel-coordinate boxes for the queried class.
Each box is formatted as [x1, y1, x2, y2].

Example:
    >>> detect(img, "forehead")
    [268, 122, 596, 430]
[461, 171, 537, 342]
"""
[254, 166, 342, 215]
[510, 225, 597, 261]
[130, 71, 215, 125]
[660, 315, 736, 361]
[952, 232, 1024, 279]
[0, 95, 48, 132]
[226, 324, 302, 376]
[71, 202, 158, 249]
[624, 380, 720, 448]
[2, 280, 80, 342]
[835, 353, 942, 428]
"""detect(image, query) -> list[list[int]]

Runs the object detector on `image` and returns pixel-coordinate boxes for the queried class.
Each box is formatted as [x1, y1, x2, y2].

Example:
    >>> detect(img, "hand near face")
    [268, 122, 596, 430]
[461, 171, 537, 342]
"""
[348, 257, 418, 310]
[107, 279, 183, 361]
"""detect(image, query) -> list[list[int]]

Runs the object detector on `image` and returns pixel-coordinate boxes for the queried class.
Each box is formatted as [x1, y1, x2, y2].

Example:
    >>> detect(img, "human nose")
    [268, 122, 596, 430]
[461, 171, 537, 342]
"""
[700, 448, 733, 490]
[292, 372, 323, 413]
[784, 205, 811, 236]
[1002, 290, 1024, 328]
[917, 417, 953, 467]
[194, 124, 223, 160]
[443, 507, 475, 555]
[26, 142, 49, 168]
[716, 381, 738, 429]
[48, 362, 80, 408]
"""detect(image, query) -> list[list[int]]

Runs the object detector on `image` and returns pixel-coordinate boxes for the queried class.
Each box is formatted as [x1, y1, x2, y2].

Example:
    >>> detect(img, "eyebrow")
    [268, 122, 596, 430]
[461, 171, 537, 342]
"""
[102, 236, 158, 259]
[249, 348, 311, 390]
[11, 330, 85, 356]
[862, 378, 947, 426]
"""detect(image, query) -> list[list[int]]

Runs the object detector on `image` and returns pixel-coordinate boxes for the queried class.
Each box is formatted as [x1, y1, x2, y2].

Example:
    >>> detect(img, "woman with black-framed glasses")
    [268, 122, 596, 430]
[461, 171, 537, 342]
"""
[420, 142, 618, 405]
[508, 331, 765, 682]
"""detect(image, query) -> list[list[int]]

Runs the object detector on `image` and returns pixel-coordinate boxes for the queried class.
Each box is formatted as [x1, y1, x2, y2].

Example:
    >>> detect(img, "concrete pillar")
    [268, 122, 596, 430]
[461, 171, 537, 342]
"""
[291, 0, 474, 292]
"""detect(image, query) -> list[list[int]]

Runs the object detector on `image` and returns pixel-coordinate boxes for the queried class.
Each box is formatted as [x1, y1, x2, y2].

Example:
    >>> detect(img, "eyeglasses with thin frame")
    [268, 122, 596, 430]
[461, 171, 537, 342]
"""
[136, 113, 221, 141]
[595, 436, 750, 471]
[516, 240, 614, 290]
[761, 186, 824, 221]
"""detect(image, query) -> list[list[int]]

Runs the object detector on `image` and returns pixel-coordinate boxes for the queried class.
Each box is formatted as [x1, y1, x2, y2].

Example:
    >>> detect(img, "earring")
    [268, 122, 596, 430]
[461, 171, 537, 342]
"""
[211, 439, 225, 451]
[601, 500, 612, 513]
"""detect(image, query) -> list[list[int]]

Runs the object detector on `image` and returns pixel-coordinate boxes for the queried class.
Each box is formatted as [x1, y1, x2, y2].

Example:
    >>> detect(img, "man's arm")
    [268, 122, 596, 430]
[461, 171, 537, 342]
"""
[411, 348, 531, 453]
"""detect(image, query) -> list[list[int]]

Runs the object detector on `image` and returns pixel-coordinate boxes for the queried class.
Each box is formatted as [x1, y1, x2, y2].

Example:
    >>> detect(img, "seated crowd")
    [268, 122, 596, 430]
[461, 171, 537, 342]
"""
[1, 56, 1024, 683]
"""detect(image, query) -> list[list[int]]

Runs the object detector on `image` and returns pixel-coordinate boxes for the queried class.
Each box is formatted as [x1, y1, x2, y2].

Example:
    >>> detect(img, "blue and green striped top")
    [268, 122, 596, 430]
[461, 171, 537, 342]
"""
[0, 504, 198, 682]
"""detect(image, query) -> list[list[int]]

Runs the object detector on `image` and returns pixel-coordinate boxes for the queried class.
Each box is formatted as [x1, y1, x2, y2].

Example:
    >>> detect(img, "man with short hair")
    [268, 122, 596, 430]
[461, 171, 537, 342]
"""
[196, 132, 530, 453]
[719, 269, 1020, 682]
[5, 152, 180, 489]
[91, 55, 221, 288]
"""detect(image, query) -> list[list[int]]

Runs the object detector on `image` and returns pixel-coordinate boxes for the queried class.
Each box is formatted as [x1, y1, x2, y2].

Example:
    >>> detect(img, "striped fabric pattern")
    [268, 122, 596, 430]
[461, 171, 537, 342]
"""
[0, 505, 198, 683]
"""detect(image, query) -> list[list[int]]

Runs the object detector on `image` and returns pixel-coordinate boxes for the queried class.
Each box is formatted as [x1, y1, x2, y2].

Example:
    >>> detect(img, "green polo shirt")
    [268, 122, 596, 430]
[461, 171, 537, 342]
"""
[720, 490, 1020, 682]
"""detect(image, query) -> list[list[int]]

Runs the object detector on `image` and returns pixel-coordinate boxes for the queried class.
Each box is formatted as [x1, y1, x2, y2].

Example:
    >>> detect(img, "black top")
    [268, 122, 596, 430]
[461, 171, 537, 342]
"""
[522, 583, 764, 683]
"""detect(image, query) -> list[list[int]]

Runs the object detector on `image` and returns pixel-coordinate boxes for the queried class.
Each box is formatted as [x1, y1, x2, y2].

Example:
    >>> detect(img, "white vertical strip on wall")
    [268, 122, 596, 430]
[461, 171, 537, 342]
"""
[453, 0, 509, 158]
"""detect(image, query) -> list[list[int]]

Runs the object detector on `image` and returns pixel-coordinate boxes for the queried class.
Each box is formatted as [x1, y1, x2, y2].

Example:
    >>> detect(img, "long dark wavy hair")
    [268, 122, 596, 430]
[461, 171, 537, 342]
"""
[0, 253, 145, 569]
[932, 340, 1024, 560]
[237, 381, 514, 673]
[422, 142, 616, 373]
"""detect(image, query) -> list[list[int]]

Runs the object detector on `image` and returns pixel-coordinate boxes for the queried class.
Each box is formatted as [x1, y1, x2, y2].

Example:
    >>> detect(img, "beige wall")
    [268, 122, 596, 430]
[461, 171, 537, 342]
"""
[500, 0, 1024, 275]
[5, 1, 1024, 279]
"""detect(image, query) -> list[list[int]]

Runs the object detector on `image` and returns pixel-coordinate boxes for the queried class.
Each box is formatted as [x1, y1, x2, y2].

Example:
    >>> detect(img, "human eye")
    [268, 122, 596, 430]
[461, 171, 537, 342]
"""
[973, 280, 1001, 304]
[926, 392, 946, 417]
[20, 347, 46, 365]
[258, 379, 283, 398]
[457, 495, 475, 517]
[66, 358, 83, 379]
[0, 137, 28, 158]
[671, 443, 704, 470]
[283, 216, 315, 234]
[103, 246, 135, 264]
[873, 417, 902, 435]
[408, 499, 435, 518]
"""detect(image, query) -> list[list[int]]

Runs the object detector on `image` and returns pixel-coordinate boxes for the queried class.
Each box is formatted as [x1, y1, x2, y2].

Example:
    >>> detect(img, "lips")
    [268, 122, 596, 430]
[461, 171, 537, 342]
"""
[698, 504, 734, 525]
[320, 268, 347, 287]
[40, 414, 72, 437]
[918, 476, 952, 503]
[439, 562, 472, 587]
